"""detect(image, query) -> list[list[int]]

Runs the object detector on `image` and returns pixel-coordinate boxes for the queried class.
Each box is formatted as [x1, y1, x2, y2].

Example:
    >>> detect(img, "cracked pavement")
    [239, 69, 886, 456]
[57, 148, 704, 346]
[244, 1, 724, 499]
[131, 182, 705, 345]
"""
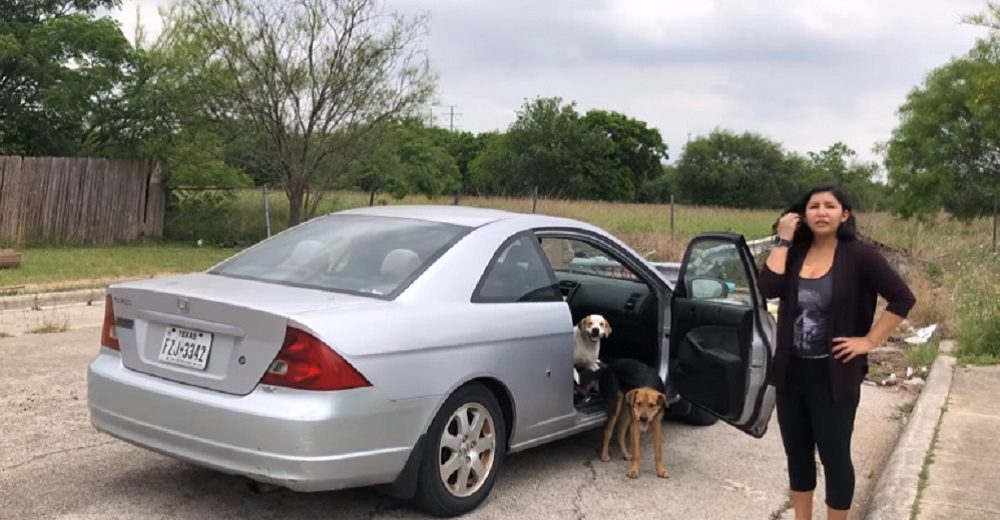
[1, 310, 913, 519]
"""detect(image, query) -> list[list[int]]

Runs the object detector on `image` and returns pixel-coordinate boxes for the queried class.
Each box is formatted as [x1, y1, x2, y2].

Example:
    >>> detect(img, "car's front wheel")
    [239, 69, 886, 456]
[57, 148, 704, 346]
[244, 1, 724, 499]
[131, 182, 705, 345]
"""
[412, 383, 506, 517]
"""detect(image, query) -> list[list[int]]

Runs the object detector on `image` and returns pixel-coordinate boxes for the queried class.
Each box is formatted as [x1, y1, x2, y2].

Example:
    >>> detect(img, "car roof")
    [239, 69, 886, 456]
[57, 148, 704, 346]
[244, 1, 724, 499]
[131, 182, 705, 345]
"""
[336, 204, 524, 228]
[334, 204, 607, 236]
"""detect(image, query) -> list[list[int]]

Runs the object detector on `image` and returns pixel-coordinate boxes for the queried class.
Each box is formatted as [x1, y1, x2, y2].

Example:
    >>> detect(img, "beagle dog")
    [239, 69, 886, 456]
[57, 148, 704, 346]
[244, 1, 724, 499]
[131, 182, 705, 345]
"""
[598, 358, 671, 479]
[573, 314, 611, 384]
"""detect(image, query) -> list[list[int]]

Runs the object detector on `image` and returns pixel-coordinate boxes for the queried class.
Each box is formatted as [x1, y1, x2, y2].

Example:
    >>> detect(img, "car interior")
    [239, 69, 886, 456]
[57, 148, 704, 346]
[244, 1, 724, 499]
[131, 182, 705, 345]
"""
[536, 236, 663, 412]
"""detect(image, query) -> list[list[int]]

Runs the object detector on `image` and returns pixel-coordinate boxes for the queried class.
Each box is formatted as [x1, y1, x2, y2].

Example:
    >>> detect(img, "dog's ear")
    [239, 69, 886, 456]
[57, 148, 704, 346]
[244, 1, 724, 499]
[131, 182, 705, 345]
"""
[625, 389, 638, 407]
[603, 318, 612, 337]
[656, 392, 667, 407]
[577, 317, 587, 332]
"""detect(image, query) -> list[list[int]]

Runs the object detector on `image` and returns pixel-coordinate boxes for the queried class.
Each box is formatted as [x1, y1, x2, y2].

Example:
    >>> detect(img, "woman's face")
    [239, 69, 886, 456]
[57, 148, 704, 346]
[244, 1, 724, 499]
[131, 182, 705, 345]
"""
[804, 191, 848, 237]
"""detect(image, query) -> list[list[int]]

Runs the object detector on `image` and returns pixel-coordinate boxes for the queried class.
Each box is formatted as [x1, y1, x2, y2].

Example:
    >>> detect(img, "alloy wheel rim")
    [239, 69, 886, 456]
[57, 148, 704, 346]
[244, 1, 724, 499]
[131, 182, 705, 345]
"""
[438, 402, 497, 498]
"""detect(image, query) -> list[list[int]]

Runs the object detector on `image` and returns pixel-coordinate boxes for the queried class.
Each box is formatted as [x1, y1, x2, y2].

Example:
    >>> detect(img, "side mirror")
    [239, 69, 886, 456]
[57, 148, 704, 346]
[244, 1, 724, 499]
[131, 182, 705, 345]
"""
[687, 277, 728, 299]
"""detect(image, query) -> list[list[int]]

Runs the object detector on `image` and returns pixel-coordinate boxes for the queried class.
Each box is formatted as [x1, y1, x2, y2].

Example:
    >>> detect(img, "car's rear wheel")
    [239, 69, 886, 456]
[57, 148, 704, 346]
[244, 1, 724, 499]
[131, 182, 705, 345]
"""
[412, 383, 506, 517]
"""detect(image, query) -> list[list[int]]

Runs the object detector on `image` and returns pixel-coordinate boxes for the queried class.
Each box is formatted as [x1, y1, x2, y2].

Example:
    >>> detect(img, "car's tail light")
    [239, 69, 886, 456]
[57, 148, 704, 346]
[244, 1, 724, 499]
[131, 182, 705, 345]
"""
[261, 327, 371, 391]
[100, 295, 120, 351]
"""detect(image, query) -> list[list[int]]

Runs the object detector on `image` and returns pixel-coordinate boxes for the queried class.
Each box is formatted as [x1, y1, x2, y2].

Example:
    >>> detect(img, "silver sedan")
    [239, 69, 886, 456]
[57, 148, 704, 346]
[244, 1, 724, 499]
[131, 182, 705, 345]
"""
[87, 205, 776, 517]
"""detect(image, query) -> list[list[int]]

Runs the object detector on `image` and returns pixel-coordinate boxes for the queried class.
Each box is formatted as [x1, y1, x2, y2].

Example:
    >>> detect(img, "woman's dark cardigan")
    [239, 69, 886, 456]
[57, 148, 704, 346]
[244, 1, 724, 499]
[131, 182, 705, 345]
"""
[758, 238, 916, 402]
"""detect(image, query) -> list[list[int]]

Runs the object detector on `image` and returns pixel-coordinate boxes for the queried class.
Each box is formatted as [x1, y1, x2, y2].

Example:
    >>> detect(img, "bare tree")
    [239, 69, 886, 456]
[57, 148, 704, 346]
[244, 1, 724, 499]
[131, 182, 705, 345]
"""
[159, 0, 435, 225]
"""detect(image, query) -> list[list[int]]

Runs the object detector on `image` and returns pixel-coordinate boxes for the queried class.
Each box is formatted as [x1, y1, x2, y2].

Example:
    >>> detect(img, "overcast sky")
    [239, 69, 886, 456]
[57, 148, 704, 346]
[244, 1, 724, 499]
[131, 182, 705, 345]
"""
[114, 0, 990, 164]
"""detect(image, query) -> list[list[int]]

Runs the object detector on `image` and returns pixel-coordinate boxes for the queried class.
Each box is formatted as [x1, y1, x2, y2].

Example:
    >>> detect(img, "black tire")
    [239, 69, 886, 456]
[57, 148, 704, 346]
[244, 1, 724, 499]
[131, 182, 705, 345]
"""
[412, 384, 506, 517]
[666, 398, 719, 426]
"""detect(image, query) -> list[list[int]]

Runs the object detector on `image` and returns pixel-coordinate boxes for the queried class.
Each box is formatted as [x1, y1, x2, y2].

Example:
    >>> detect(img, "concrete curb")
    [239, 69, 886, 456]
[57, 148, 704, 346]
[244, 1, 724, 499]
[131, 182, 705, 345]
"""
[864, 341, 956, 520]
[0, 287, 106, 311]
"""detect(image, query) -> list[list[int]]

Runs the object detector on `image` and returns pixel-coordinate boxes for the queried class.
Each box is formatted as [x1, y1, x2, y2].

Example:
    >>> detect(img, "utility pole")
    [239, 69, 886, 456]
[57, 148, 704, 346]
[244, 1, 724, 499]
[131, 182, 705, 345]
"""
[448, 105, 464, 205]
[134, 3, 141, 47]
[447, 105, 462, 132]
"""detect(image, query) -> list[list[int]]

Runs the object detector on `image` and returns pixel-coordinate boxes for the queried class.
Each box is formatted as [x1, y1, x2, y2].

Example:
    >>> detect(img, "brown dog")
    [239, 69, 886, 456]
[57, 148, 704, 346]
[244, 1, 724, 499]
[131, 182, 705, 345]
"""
[598, 358, 669, 479]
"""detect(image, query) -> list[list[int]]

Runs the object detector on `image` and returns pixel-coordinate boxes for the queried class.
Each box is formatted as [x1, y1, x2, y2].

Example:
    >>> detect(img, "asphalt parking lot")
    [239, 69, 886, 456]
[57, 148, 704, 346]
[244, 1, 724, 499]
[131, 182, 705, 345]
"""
[0, 307, 913, 520]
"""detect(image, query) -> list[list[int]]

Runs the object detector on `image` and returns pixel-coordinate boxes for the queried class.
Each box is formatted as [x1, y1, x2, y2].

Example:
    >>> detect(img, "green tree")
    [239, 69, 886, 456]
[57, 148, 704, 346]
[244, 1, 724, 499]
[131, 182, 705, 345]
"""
[421, 128, 484, 204]
[0, 0, 143, 155]
[157, 0, 435, 226]
[804, 142, 883, 211]
[676, 130, 802, 208]
[637, 164, 678, 203]
[162, 126, 255, 244]
[475, 97, 629, 200]
[348, 119, 459, 205]
[505, 97, 598, 197]
[467, 131, 516, 196]
[582, 109, 669, 202]
[885, 43, 1000, 221]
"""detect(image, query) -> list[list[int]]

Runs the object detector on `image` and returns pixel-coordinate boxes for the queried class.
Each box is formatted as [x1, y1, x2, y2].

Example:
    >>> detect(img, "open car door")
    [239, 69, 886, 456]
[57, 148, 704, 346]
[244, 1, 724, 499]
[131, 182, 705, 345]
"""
[669, 233, 776, 438]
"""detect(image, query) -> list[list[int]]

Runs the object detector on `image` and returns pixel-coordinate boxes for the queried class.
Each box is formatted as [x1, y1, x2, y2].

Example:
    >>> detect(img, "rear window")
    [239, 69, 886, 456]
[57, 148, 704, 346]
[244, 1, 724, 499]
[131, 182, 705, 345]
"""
[210, 214, 469, 298]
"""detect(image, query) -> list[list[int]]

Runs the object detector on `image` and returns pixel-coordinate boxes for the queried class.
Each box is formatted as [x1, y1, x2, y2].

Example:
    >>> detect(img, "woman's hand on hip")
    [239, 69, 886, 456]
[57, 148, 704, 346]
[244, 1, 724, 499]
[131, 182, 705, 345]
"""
[832, 336, 876, 362]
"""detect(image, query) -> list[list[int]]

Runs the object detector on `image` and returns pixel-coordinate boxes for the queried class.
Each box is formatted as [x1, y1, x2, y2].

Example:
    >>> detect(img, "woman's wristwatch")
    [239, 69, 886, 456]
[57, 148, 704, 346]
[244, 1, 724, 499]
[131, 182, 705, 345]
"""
[772, 236, 792, 248]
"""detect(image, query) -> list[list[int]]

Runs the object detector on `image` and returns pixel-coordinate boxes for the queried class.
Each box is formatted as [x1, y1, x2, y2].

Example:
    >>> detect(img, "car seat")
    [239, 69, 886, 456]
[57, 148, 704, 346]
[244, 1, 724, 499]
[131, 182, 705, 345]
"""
[380, 248, 421, 283]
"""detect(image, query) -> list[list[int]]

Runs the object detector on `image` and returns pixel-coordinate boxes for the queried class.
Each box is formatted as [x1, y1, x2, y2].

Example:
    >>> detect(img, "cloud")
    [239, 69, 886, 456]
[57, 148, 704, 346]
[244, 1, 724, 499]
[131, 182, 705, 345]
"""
[112, 0, 991, 163]
[392, 0, 989, 163]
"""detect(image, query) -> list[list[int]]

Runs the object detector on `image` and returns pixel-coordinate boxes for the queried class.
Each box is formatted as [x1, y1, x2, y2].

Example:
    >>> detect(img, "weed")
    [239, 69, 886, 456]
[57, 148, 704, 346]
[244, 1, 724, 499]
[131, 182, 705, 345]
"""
[28, 313, 69, 334]
[906, 343, 939, 369]
[894, 400, 916, 421]
[924, 262, 943, 281]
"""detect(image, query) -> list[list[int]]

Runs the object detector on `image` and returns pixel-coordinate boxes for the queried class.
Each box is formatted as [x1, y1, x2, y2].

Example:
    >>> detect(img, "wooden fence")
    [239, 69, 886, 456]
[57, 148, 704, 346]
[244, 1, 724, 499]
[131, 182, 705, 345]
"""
[0, 156, 166, 246]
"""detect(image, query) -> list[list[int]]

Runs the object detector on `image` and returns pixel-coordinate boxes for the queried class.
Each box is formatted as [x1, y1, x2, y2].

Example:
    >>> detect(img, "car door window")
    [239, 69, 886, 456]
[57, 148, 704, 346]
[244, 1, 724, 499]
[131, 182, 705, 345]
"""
[540, 237, 640, 281]
[683, 240, 753, 306]
[473, 234, 562, 303]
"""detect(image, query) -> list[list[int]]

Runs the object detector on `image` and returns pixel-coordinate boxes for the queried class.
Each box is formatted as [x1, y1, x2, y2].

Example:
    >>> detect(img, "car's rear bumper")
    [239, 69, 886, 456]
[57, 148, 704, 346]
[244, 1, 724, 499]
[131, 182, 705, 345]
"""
[87, 348, 439, 492]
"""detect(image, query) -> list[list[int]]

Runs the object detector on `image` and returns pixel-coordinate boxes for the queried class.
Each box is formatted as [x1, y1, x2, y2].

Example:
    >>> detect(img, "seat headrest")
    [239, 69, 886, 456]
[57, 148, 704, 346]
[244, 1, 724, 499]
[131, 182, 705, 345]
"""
[277, 239, 324, 270]
[380, 248, 421, 283]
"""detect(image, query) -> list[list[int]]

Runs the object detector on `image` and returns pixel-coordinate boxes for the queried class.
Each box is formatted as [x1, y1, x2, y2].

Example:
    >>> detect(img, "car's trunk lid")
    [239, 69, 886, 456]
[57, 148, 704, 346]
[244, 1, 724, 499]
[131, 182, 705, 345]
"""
[109, 273, 382, 395]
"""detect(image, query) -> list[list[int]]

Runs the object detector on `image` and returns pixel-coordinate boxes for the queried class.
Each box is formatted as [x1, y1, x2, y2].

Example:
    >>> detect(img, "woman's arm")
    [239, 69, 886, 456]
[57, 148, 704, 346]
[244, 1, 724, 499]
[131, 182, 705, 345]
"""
[759, 250, 789, 299]
[757, 212, 800, 298]
[860, 244, 917, 319]
[865, 310, 906, 346]
[833, 244, 917, 362]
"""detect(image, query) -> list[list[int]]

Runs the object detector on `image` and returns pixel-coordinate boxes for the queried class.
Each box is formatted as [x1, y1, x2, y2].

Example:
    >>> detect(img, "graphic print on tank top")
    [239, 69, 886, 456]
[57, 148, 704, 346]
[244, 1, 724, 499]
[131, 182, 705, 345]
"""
[793, 272, 832, 358]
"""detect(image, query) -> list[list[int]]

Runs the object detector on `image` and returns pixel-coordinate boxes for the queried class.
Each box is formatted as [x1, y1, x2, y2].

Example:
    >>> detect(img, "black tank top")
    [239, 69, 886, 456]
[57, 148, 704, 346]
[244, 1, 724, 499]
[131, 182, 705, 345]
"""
[793, 271, 832, 358]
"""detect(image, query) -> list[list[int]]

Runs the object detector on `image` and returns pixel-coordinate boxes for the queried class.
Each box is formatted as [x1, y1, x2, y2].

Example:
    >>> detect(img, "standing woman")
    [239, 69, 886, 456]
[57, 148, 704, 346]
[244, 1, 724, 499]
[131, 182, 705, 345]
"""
[758, 184, 916, 520]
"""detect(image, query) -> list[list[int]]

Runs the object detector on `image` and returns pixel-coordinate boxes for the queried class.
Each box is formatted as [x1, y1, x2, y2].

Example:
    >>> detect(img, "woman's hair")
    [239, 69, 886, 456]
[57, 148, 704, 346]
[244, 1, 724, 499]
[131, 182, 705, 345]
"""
[779, 183, 857, 243]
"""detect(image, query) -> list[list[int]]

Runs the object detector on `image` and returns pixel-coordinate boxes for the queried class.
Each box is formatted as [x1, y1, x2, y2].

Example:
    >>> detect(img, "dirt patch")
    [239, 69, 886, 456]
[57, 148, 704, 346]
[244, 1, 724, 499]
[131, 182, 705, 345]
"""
[866, 341, 930, 394]
[867, 345, 908, 382]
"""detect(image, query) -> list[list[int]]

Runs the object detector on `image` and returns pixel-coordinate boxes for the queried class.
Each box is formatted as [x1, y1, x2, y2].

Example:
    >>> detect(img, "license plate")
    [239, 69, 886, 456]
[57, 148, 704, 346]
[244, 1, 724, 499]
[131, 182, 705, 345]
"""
[158, 326, 213, 370]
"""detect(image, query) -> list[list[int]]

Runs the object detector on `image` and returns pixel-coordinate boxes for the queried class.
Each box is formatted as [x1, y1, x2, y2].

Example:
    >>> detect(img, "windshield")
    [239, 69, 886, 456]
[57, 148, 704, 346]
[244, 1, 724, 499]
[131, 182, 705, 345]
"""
[210, 214, 469, 298]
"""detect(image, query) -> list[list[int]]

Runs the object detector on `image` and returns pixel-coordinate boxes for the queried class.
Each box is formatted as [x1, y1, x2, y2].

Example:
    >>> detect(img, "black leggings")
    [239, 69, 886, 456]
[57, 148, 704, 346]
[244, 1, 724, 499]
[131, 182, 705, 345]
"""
[776, 357, 860, 511]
